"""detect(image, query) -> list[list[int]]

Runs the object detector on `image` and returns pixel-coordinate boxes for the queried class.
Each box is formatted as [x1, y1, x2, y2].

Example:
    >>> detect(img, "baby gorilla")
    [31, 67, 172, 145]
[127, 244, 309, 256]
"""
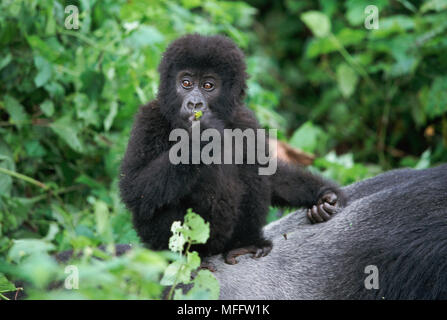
[119, 34, 346, 264]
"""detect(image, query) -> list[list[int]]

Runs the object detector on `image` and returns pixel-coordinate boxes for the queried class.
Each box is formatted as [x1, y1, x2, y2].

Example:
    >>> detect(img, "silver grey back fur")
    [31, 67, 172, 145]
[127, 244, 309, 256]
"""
[211, 164, 447, 299]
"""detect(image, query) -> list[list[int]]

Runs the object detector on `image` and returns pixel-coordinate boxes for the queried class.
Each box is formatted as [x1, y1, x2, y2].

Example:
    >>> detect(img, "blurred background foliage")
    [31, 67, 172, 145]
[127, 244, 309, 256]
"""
[0, 0, 446, 299]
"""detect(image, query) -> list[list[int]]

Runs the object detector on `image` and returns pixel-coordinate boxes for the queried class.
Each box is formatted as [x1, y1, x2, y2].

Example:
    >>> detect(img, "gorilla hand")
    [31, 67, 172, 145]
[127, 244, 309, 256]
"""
[307, 190, 343, 224]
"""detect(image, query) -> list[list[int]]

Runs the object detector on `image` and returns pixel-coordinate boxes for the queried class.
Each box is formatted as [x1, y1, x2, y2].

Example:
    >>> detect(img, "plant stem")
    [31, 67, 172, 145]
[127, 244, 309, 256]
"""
[0, 167, 49, 190]
[329, 34, 376, 89]
[167, 242, 192, 300]
[0, 293, 10, 300]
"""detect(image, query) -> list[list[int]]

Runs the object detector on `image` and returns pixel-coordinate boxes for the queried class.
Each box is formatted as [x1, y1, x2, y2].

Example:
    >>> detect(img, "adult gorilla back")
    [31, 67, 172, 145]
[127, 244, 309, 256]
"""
[212, 164, 447, 299]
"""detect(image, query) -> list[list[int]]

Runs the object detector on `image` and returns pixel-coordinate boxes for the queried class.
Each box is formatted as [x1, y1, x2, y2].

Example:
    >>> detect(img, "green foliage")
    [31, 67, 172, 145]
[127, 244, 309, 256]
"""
[0, 0, 259, 300]
[161, 209, 219, 300]
[250, 0, 447, 168]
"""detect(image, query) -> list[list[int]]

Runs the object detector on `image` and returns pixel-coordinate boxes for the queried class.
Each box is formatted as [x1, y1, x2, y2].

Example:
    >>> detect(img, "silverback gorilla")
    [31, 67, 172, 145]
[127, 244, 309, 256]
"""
[214, 164, 447, 299]
[119, 34, 345, 264]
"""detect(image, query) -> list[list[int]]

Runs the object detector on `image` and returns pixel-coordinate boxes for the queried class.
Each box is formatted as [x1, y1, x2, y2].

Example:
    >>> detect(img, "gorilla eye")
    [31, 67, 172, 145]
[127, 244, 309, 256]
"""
[181, 79, 192, 88]
[203, 82, 214, 90]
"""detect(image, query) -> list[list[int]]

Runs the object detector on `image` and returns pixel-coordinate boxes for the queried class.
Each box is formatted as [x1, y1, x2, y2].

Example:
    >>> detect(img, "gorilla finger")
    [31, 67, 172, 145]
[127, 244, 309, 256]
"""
[262, 245, 272, 257]
[252, 248, 263, 259]
[225, 257, 238, 265]
[307, 209, 316, 224]
[323, 192, 338, 205]
[311, 205, 324, 223]
[317, 204, 332, 221]
[323, 202, 337, 214]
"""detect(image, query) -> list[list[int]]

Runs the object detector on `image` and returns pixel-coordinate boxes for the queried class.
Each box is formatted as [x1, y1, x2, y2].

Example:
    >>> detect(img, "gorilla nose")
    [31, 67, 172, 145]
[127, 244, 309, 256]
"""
[187, 101, 204, 110]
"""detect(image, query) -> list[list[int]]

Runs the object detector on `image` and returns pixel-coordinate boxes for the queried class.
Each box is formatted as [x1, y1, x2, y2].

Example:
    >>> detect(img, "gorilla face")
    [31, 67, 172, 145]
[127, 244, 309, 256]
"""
[157, 34, 248, 129]
[176, 70, 222, 126]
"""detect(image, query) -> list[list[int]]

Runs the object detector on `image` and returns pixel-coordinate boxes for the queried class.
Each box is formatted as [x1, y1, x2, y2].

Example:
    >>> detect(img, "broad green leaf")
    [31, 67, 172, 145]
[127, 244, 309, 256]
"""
[184, 209, 210, 244]
[160, 260, 190, 286]
[34, 56, 53, 87]
[3, 95, 28, 126]
[0, 273, 16, 293]
[124, 25, 164, 49]
[174, 269, 220, 300]
[80, 70, 105, 100]
[49, 116, 84, 153]
[186, 251, 200, 270]
[8, 239, 55, 263]
[26, 35, 59, 61]
[415, 149, 431, 169]
[24, 140, 47, 158]
[300, 11, 331, 38]
[421, 0, 447, 13]
[19, 253, 59, 288]
[306, 28, 366, 58]
[289, 122, 327, 154]
[336, 63, 358, 98]
[424, 76, 447, 119]
[40, 99, 55, 117]
[0, 53, 12, 71]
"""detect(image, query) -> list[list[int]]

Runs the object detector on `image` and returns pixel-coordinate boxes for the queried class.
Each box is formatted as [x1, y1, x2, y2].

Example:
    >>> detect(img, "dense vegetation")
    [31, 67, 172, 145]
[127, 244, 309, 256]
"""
[0, 0, 446, 299]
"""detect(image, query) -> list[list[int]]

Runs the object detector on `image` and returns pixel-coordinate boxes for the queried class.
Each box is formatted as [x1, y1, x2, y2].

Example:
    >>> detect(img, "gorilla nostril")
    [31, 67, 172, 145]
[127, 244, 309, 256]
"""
[186, 102, 194, 109]
[195, 102, 203, 109]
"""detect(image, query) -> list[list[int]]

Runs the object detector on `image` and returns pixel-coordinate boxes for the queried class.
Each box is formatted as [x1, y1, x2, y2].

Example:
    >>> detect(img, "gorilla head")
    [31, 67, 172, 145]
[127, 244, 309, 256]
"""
[157, 34, 248, 129]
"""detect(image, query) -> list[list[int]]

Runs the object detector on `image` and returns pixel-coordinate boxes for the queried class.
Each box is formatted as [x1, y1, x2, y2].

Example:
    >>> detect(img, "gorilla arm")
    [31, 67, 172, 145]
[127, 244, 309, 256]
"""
[270, 160, 346, 223]
[119, 102, 201, 219]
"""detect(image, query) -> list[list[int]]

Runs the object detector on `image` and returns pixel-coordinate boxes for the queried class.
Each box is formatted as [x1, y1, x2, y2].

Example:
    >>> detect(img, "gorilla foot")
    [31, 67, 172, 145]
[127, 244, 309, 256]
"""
[198, 260, 217, 272]
[224, 243, 272, 265]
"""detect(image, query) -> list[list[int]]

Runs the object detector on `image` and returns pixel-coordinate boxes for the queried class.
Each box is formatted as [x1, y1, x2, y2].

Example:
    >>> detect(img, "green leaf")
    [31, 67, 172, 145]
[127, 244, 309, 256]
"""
[306, 28, 365, 58]
[18, 253, 59, 288]
[415, 149, 431, 169]
[0, 139, 14, 196]
[421, 0, 447, 13]
[94, 200, 110, 237]
[3, 95, 28, 126]
[24, 140, 47, 158]
[186, 251, 200, 270]
[80, 70, 105, 100]
[124, 25, 164, 49]
[0, 53, 12, 71]
[49, 116, 84, 153]
[336, 63, 358, 98]
[289, 122, 328, 154]
[160, 260, 189, 286]
[183, 209, 210, 245]
[0, 273, 16, 293]
[26, 35, 59, 61]
[174, 269, 220, 300]
[40, 99, 55, 117]
[104, 101, 118, 131]
[300, 11, 331, 38]
[34, 56, 53, 87]
[8, 239, 55, 263]
[424, 76, 447, 119]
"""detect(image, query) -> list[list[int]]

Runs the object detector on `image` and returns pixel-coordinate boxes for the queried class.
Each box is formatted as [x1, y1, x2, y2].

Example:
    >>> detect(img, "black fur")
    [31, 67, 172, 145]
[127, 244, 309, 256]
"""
[119, 34, 345, 258]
